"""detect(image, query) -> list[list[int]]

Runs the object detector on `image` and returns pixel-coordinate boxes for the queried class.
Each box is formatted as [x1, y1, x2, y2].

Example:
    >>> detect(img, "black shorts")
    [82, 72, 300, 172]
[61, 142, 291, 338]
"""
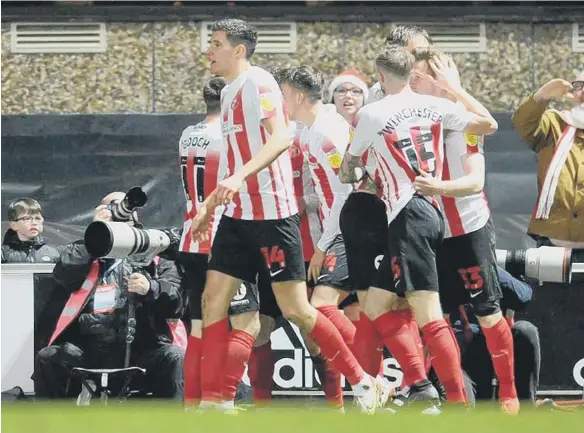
[315, 235, 351, 291]
[257, 266, 283, 319]
[177, 252, 259, 320]
[209, 214, 306, 284]
[338, 292, 359, 309]
[340, 192, 388, 291]
[437, 218, 502, 317]
[374, 196, 444, 295]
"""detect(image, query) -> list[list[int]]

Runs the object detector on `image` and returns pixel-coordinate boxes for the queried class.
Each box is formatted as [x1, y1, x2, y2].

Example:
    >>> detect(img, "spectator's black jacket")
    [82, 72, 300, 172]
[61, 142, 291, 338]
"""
[52, 240, 184, 356]
[1, 229, 60, 263]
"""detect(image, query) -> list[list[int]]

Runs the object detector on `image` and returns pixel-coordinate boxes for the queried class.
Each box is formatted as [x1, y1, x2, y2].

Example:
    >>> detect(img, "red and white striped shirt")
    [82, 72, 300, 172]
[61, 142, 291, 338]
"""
[220, 66, 298, 220]
[178, 119, 228, 254]
[347, 91, 472, 223]
[440, 131, 490, 238]
[298, 104, 352, 252]
[290, 131, 322, 261]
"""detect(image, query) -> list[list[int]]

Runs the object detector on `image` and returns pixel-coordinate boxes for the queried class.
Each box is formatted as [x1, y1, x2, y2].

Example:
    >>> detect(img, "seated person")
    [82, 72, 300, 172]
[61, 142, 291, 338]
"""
[450, 266, 540, 403]
[33, 192, 185, 400]
[2, 198, 60, 263]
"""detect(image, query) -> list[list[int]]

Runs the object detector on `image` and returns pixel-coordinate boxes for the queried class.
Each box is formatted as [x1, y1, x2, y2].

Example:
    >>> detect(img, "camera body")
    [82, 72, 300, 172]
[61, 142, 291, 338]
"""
[496, 247, 584, 284]
[107, 187, 148, 222]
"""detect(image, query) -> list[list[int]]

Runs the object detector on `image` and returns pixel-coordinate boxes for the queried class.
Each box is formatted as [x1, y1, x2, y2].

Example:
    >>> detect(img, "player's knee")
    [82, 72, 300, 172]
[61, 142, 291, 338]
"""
[255, 315, 276, 346]
[406, 290, 443, 327]
[230, 310, 261, 339]
[310, 285, 339, 308]
[474, 300, 501, 325]
[362, 287, 395, 320]
[201, 277, 238, 321]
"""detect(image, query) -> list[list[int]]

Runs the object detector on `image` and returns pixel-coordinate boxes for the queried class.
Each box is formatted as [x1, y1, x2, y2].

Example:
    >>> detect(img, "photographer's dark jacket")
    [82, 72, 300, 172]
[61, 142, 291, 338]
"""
[49, 240, 184, 359]
[1, 229, 60, 264]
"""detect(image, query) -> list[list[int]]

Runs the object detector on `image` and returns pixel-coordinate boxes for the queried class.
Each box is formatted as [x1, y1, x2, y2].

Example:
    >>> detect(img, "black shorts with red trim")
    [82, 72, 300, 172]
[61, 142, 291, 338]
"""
[315, 235, 352, 291]
[209, 214, 306, 284]
[437, 218, 502, 317]
[340, 192, 388, 291]
[177, 252, 259, 320]
[374, 195, 444, 295]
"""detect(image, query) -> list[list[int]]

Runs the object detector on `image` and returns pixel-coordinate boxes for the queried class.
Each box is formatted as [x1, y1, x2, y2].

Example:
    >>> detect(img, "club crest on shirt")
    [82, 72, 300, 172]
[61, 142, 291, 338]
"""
[327, 151, 343, 169]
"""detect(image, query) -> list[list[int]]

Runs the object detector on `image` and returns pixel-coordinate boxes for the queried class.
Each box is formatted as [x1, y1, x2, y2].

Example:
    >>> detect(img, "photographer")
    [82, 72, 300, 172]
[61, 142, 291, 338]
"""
[33, 192, 184, 400]
[450, 266, 540, 403]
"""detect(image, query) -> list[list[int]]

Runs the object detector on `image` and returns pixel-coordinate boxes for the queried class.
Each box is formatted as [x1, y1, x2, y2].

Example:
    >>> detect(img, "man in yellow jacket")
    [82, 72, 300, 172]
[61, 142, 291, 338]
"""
[512, 72, 584, 247]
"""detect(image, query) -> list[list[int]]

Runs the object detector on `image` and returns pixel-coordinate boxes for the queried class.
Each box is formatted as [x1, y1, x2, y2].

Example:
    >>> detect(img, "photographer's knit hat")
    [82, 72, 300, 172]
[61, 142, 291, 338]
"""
[328, 69, 369, 102]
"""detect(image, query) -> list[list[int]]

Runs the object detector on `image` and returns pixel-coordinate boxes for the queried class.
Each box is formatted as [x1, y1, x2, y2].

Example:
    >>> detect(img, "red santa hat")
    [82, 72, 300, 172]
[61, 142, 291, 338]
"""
[328, 69, 369, 102]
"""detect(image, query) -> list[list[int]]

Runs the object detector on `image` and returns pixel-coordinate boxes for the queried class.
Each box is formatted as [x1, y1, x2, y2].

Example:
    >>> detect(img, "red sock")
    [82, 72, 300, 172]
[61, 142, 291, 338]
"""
[378, 354, 385, 377]
[309, 312, 365, 385]
[322, 359, 343, 408]
[184, 335, 202, 407]
[349, 318, 359, 351]
[221, 330, 256, 401]
[482, 318, 517, 400]
[374, 310, 427, 388]
[201, 318, 229, 402]
[248, 342, 275, 404]
[352, 312, 382, 377]
[316, 305, 356, 346]
[407, 314, 426, 371]
[422, 319, 467, 404]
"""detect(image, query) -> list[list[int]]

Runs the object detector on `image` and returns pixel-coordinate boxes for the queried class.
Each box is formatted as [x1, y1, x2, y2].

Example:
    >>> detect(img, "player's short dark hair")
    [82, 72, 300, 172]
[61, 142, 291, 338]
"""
[210, 18, 258, 59]
[7, 198, 43, 221]
[203, 77, 226, 114]
[376, 45, 415, 82]
[385, 25, 432, 47]
[273, 65, 324, 102]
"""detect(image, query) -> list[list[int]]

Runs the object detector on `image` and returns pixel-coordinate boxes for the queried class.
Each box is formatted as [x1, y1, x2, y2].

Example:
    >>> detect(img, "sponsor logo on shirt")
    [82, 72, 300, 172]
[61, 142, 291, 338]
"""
[221, 124, 243, 136]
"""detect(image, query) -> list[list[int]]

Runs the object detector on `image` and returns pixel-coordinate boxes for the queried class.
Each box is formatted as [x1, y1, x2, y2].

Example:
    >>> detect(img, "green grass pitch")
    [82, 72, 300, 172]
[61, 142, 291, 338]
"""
[2, 401, 584, 433]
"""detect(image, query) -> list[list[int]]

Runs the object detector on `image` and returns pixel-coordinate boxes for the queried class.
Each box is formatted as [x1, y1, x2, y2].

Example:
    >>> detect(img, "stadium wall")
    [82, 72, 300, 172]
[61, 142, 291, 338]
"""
[1, 21, 583, 115]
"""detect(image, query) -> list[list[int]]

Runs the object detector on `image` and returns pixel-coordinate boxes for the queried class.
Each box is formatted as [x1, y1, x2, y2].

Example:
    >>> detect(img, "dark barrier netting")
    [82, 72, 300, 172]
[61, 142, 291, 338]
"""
[2, 113, 582, 392]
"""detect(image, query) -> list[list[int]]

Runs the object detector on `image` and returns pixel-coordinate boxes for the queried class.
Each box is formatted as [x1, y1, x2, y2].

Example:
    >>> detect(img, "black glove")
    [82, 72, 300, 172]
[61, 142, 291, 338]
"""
[158, 227, 183, 262]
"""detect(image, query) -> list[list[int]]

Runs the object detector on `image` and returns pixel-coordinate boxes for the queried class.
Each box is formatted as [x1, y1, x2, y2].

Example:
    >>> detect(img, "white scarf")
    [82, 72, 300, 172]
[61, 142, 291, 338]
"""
[534, 105, 583, 219]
